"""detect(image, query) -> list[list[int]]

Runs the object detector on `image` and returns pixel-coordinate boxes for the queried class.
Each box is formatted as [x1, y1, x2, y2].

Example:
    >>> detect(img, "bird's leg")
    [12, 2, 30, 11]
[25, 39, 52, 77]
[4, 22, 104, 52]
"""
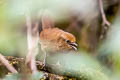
[42, 50, 47, 67]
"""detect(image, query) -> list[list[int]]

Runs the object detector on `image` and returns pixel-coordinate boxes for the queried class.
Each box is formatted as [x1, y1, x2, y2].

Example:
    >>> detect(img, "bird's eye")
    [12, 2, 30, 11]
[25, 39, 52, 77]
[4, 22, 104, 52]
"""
[66, 40, 71, 43]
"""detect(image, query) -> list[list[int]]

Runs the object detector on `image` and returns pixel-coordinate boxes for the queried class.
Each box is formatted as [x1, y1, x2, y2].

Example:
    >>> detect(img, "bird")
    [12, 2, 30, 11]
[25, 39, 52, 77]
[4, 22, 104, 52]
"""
[40, 28, 78, 53]
[39, 12, 77, 65]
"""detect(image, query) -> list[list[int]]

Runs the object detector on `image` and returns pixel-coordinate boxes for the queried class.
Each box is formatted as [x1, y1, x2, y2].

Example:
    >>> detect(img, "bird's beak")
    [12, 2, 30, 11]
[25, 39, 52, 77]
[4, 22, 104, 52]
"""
[69, 42, 78, 51]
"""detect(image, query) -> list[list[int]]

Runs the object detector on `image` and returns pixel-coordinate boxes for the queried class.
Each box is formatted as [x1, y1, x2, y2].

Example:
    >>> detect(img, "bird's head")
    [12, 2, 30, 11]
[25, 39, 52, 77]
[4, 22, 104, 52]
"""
[58, 31, 78, 51]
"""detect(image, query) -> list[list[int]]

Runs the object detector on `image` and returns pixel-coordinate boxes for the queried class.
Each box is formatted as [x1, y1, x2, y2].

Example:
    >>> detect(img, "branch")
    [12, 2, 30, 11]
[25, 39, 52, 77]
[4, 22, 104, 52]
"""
[98, 0, 111, 39]
[0, 56, 69, 80]
[0, 54, 17, 73]
[1, 54, 108, 80]
[25, 11, 39, 73]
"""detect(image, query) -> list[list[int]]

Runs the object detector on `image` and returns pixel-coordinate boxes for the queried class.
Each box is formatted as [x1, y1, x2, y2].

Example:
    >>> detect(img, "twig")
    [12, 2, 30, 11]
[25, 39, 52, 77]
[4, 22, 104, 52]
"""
[0, 53, 17, 73]
[25, 11, 39, 73]
[98, 0, 111, 39]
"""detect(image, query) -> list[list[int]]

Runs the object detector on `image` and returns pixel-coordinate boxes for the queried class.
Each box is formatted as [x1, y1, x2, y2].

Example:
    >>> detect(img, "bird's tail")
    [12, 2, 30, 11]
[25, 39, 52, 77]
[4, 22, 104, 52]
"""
[41, 10, 55, 30]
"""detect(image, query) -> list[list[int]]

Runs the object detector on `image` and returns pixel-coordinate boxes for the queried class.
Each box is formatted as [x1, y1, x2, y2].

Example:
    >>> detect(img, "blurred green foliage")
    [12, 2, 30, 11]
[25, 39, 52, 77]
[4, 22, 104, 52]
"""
[0, 1, 27, 56]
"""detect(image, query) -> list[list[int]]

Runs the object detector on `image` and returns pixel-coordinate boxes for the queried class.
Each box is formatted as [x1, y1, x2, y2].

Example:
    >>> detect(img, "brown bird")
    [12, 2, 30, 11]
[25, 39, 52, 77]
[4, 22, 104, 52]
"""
[40, 28, 77, 53]
[39, 13, 77, 65]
